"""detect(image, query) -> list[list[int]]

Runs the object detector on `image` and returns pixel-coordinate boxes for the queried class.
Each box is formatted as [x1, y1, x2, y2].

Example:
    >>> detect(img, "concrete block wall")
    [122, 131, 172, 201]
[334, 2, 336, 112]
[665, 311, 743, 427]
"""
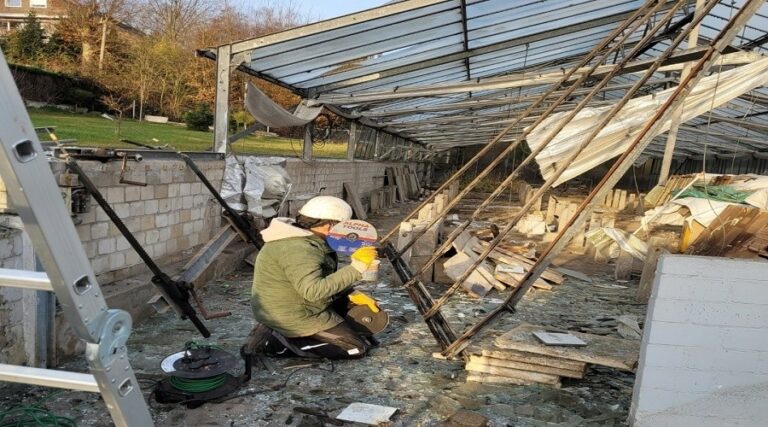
[631, 255, 768, 426]
[47, 158, 225, 283]
[0, 219, 43, 367]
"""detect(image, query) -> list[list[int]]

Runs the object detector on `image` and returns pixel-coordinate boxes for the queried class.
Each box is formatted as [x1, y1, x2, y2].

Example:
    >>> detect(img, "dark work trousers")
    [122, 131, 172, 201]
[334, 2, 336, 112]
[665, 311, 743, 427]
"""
[264, 289, 371, 359]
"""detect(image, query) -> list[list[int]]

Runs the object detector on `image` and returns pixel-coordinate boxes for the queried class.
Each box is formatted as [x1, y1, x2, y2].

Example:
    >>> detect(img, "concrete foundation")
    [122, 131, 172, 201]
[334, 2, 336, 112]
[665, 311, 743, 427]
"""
[631, 255, 768, 426]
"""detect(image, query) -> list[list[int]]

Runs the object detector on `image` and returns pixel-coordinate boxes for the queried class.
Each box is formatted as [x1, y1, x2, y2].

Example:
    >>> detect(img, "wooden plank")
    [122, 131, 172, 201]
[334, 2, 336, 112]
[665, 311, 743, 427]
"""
[468, 355, 584, 379]
[343, 182, 367, 220]
[494, 323, 640, 371]
[475, 241, 565, 284]
[494, 271, 552, 290]
[468, 348, 587, 372]
[465, 362, 561, 385]
[466, 373, 536, 386]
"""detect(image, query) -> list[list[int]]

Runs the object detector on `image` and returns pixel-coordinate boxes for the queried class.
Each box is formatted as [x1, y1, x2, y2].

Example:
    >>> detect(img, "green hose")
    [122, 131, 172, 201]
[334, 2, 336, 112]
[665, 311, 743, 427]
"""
[168, 374, 227, 393]
[0, 406, 77, 427]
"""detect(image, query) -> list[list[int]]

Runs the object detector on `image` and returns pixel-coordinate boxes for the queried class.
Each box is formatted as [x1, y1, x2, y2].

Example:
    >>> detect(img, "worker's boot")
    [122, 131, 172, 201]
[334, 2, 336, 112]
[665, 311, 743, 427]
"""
[241, 323, 273, 359]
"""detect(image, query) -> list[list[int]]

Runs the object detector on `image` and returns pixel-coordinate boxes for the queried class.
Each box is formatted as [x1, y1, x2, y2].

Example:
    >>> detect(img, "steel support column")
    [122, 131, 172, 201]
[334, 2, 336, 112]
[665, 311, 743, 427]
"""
[213, 45, 231, 154]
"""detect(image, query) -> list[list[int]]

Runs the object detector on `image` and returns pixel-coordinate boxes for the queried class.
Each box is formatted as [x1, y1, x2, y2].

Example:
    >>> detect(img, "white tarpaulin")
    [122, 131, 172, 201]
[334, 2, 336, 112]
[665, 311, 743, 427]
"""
[245, 82, 322, 128]
[527, 56, 768, 186]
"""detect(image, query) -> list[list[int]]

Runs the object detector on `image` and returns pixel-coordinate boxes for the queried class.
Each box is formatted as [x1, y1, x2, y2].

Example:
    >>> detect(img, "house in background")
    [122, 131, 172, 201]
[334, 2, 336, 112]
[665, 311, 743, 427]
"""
[0, 0, 67, 35]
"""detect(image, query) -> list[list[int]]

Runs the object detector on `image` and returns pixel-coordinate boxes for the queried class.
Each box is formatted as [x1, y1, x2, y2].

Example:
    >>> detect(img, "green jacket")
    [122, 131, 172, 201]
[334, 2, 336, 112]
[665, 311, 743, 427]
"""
[251, 218, 361, 337]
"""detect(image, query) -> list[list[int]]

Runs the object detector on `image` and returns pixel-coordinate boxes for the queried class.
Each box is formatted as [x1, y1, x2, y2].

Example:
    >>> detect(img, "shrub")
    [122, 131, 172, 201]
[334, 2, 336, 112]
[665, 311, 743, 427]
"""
[183, 104, 214, 131]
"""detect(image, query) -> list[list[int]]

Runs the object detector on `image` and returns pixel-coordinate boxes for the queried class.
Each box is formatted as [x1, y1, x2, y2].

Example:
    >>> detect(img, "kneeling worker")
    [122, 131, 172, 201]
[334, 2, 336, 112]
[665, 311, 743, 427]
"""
[250, 196, 378, 359]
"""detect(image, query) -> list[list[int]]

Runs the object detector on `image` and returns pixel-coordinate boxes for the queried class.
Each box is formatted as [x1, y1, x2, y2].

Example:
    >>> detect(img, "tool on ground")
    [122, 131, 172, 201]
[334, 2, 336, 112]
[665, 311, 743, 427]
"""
[154, 342, 252, 408]
[0, 50, 153, 425]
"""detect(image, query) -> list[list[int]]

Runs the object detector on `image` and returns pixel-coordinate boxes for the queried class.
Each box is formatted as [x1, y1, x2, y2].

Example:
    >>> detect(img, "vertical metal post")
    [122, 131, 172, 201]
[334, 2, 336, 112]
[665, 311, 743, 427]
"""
[373, 130, 381, 160]
[658, 0, 704, 185]
[213, 45, 231, 154]
[347, 121, 357, 161]
[303, 122, 314, 161]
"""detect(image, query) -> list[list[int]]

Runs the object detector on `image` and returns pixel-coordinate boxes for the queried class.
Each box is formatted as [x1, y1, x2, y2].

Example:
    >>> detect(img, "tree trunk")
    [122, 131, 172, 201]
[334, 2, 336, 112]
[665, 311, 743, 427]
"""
[98, 18, 108, 71]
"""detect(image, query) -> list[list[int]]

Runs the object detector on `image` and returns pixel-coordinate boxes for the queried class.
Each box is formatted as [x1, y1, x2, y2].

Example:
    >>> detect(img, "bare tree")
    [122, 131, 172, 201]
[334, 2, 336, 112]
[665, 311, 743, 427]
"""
[138, 0, 215, 44]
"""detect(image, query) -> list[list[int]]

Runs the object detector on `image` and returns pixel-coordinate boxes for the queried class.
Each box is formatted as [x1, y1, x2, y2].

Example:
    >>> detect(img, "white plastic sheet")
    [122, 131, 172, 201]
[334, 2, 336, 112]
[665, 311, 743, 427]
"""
[527, 56, 768, 186]
[220, 155, 246, 212]
[245, 82, 322, 128]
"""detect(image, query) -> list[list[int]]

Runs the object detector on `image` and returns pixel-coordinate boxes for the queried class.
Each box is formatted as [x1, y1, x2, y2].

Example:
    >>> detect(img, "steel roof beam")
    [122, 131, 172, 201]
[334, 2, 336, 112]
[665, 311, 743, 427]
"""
[313, 50, 761, 104]
[226, 0, 453, 54]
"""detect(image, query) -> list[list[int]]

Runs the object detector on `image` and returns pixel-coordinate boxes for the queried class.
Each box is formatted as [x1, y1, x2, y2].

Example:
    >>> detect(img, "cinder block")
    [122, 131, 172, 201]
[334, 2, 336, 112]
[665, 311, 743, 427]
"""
[168, 212, 180, 225]
[145, 230, 160, 245]
[158, 199, 171, 213]
[654, 276, 726, 302]
[154, 184, 169, 199]
[168, 183, 180, 197]
[728, 280, 768, 305]
[155, 214, 169, 228]
[182, 222, 194, 235]
[191, 182, 202, 194]
[141, 215, 155, 230]
[140, 186, 155, 201]
[76, 225, 90, 241]
[115, 237, 130, 251]
[129, 201, 145, 217]
[125, 186, 141, 202]
[159, 227, 171, 242]
[107, 187, 125, 204]
[91, 255, 110, 273]
[143, 200, 159, 215]
[182, 196, 194, 209]
[180, 183, 191, 196]
[153, 242, 167, 258]
[109, 252, 126, 270]
[91, 222, 109, 239]
[113, 203, 130, 218]
[98, 238, 116, 255]
[180, 210, 191, 223]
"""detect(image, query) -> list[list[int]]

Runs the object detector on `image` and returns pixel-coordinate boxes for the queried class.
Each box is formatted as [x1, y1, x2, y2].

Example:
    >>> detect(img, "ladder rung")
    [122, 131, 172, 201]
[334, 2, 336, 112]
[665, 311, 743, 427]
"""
[0, 364, 99, 392]
[0, 268, 52, 291]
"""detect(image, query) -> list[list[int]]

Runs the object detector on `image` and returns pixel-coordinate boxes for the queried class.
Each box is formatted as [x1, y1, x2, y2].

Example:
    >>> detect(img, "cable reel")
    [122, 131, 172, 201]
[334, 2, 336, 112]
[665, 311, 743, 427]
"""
[154, 342, 251, 408]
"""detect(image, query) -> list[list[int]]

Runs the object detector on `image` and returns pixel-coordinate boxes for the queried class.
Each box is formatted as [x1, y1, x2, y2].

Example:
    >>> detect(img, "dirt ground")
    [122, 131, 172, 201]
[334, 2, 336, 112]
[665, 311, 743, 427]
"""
[0, 199, 648, 426]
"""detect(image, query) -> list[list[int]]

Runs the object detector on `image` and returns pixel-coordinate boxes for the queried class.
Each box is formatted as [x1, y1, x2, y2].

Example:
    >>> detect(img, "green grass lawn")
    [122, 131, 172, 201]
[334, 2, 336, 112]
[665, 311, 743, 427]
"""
[28, 109, 348, 158]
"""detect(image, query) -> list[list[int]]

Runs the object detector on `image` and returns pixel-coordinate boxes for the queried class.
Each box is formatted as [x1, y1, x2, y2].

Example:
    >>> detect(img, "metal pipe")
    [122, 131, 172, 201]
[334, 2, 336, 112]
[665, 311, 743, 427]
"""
[377, 0, 659, 244]
[441, 0, 761, 358]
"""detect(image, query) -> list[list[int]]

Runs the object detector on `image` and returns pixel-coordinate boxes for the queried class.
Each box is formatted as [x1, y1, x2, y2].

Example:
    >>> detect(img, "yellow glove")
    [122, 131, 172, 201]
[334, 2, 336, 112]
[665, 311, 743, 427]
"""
[348, 290, 380, 313]
[350, 246, 377, 273]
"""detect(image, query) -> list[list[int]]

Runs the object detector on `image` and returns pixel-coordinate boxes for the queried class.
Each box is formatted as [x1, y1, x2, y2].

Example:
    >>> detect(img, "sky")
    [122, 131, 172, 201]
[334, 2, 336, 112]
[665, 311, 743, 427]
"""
[241, 0, 387, 21]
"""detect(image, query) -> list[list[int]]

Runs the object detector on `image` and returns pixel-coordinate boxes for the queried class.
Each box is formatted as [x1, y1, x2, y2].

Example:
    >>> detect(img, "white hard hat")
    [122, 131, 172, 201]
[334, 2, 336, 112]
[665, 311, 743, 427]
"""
[298, 196, 353, 222]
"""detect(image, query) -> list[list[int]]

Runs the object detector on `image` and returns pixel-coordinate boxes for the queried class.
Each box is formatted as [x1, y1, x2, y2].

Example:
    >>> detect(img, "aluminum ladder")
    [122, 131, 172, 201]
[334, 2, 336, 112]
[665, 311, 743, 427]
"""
[0, 50, 153, 426]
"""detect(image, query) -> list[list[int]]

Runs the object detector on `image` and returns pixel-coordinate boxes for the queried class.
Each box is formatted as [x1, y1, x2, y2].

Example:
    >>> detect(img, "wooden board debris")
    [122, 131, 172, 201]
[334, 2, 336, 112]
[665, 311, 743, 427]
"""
[468, 355, 585, 379]
[468, 348, 587, 372]
[343, 182, 367, 221]
[494, 323, 640, 371]
[465, 361, 561, 386]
